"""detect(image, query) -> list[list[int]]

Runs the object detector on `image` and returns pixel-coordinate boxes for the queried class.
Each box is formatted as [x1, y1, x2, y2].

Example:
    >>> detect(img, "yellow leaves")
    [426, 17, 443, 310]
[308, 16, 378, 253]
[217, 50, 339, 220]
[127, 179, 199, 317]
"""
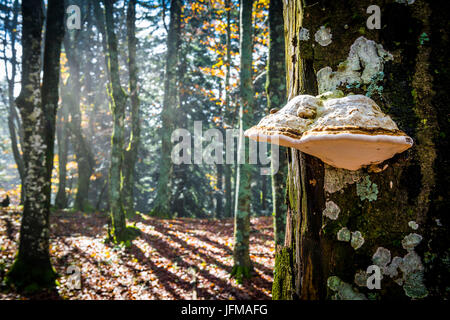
[66, 161, 78, 171]
[60, 52, 70, 85]
[205, 173, 217, 190]
[199, 66, 225, 78]
[212, 59, 224, 69]
[90, 172, 103, 181]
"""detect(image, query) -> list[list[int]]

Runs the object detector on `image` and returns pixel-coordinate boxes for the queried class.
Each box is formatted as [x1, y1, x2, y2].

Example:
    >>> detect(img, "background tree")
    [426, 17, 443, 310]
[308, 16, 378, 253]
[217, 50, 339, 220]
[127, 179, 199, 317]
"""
[104, 0, 128, 243]
[273, 0, 449, 300]
[223, 0, 234, 218]
[152, 0, 182, 218]
[266, 0, 287, 247]
[6, 0, 64, 290]
[55, 78, 70, 209]
[0, 0, 24, 204]
[122, 0, 140, 218]
[232, 0, 254, 282]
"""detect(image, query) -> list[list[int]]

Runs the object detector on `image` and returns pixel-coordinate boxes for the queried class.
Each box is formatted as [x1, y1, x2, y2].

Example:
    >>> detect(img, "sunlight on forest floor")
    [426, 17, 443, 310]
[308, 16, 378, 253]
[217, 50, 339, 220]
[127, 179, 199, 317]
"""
[0, 209, 274, 300]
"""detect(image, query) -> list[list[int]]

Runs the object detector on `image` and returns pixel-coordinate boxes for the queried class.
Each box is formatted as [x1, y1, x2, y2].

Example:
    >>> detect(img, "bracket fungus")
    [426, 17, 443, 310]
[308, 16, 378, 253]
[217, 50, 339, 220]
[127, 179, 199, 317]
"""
[244, 93, 413, 171]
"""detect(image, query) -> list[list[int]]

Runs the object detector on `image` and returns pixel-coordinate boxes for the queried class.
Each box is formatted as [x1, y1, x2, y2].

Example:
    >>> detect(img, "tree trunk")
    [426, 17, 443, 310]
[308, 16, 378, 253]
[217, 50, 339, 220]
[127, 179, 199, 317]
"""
[215, 162, 223, 219]
[6, 0, 64, 291]
[2, 0, 24, 204]
[123, 0, 140, 219]
[152, 0, 182, 218]
[266, 0, 288, 246]
[273, 0, 449, 300]
[223, 0, 233, 218]
[63, 33, 95, 212]
[104, 0, 128, 243]
[231, 0, 254, 283]
[55, 98, 69, 209]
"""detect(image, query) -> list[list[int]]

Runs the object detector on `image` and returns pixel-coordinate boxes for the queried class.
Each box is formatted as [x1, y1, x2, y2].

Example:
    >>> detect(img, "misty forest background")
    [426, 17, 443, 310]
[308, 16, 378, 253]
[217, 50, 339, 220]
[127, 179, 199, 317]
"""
[0, 0, 286, 299]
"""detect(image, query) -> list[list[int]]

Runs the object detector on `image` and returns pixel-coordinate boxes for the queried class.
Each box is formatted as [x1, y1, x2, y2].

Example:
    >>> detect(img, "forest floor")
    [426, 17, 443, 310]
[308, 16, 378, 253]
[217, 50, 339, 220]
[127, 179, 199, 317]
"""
[0, 208, 274, 300]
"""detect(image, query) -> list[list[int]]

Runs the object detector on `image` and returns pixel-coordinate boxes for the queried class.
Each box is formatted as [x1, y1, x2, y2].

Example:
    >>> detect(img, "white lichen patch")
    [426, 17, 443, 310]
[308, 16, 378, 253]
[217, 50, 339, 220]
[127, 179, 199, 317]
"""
[400, 252, 423, 274]
[316, 36, 393, 94]
[395, 0, 415, 4]
[324, 165, 362, 194]
[368, 242, 428, 298]
[356, 176, 379, 202]
[372, 247, 391, 267]
[350, 231, 365, 250]
[299, 27, 310, 41]
[384, 256, 403, 278]
[28, 107, 42, 122]
[314, 26, 332, 46]
[327, 276, 367, 300]
[337, 227, 351, 242]
[401, 233, 423, 252]
[398, 251, 428, 298]
[408, 221, 419, 230]
[323, 200, 340, 220]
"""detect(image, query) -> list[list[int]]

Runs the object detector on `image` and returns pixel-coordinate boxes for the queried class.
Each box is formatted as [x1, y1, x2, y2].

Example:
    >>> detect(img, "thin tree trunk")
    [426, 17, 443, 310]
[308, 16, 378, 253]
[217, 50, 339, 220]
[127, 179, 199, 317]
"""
[104, 0, 128, 243]
[6, 0, 64, 290]
[215, 164, 224, 220]
[224, 0, 233, 218]
[152, 0, 182, 218]
[2, 0, 24, 204]
[55, 98, 69, 209]
[231, 0, 254, 283]
[266, 0, 287, 246]
[273, 0, 449, 300]
[123, 0, 140, 219]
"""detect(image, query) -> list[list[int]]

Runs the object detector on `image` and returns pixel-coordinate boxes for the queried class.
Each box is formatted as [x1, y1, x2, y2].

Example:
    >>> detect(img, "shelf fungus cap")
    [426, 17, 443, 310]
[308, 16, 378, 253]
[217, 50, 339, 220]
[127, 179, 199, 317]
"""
[244, 93, 413, 171]
[244, 94, 318, 148]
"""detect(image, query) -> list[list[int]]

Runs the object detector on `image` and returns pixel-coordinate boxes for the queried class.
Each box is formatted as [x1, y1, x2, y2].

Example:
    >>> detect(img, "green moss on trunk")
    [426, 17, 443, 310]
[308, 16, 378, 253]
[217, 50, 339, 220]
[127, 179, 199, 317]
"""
[104, 0, 128, 243]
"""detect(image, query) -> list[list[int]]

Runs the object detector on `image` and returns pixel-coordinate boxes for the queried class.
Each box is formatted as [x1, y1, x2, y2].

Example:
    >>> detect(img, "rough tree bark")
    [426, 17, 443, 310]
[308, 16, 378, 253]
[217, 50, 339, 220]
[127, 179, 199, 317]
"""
[122, 0, 140, 218]
[272, 0, 449, 300]
[152, 0, 182, 218]
[231, 0, 254, 282]
[104, 0, 128, 243]
[6, 0, 64, 290]
[266, 0, 287, 247]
